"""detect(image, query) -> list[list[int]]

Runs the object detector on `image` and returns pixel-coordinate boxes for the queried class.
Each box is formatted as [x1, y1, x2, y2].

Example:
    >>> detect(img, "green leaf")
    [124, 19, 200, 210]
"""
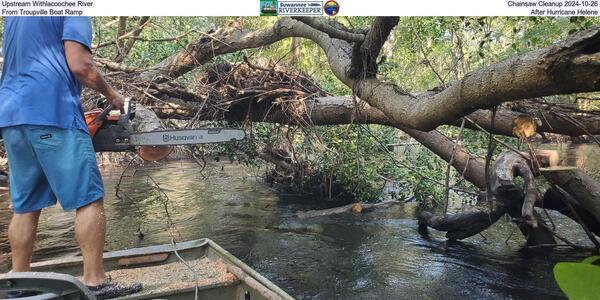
[554, 262, 600, 299]
[582, 256, 600, 265]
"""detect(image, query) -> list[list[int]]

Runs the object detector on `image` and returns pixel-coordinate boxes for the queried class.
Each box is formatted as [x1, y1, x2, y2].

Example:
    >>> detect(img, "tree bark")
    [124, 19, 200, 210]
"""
[347, 17, 399, 78]
[418, 150, 556, 245]
[543, 168, 600, 223]
[417, 203, 511, 240]
[490, 151, 540, 227]
[542, 188, 600, 237]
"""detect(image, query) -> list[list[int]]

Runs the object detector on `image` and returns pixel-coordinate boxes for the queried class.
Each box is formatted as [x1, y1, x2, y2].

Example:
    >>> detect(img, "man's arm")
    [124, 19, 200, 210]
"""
[64, 41, 124, 110]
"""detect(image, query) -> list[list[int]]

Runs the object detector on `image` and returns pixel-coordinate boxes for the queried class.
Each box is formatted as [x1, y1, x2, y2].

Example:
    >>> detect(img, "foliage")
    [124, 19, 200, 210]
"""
[554, 256, 600, 299]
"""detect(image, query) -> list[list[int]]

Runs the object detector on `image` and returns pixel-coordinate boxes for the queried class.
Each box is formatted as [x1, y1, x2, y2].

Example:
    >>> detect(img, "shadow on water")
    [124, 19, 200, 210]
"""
[0, 161, 589, 299]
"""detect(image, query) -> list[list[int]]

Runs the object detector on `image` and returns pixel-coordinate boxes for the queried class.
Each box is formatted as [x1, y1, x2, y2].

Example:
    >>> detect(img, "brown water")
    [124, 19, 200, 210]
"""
[0, 161, 593, 299]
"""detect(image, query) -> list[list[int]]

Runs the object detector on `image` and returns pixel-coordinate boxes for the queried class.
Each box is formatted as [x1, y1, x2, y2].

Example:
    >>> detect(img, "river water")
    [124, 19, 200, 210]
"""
[0, 160, 593, 299]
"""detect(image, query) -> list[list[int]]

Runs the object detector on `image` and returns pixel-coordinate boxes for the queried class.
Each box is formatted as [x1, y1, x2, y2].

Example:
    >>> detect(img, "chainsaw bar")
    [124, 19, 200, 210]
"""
[129, 128, 246, 146]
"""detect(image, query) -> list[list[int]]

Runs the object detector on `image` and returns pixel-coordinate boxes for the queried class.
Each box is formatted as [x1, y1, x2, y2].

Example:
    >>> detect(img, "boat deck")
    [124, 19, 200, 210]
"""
[104, 257, 239, 297]
[16, 239, 293, 299]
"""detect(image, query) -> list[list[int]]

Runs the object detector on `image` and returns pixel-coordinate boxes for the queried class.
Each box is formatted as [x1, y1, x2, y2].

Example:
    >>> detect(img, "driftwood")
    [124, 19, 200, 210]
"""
[490, 151, 541, 227]
[417, 202, 511, 241]
[419, 151, 556, 246]
[487, 151, 556, 245]
[418, 147, 600, 248]
[295, 200, 402, 219]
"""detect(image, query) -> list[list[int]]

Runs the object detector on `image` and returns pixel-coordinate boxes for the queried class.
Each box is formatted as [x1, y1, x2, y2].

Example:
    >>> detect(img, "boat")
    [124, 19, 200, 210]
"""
[0, 238, 293, 300]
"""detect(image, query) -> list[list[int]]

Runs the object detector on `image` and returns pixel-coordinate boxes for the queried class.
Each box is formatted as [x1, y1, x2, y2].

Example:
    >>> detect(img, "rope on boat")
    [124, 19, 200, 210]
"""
[171, 238, 200, 300]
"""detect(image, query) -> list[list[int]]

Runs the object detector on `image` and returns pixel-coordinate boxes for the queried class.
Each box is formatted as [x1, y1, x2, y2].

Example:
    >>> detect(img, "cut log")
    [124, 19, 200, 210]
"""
[131, 105, 173, 161]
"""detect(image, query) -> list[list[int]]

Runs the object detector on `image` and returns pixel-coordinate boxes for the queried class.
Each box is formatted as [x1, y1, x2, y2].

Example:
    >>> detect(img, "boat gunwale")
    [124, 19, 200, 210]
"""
[30, 239, 209, 269]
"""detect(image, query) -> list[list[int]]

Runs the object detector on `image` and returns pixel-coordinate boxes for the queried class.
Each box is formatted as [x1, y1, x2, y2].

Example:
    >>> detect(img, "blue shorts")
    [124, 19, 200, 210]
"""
[1, 125, 104, 213]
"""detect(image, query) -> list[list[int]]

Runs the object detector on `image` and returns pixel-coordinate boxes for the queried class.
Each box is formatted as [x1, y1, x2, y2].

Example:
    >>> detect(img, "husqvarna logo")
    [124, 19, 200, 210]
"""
[163, 134, 201, 142]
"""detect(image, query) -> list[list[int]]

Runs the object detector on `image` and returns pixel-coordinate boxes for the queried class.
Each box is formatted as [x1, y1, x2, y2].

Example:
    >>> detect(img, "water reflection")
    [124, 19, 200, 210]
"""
[0, 161, 588, 299]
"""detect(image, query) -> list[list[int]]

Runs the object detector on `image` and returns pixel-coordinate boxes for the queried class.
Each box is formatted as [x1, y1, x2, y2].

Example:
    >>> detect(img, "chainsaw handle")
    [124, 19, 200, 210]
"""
[91, 104, 114, 125]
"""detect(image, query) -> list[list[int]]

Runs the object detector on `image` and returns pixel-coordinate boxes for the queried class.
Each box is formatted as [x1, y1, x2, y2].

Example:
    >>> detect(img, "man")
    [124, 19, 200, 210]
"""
[0, 17, 142, 299]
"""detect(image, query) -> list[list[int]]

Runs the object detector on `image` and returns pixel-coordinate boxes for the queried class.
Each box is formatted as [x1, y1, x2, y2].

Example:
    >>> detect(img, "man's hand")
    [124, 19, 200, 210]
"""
[107, 90, 125, 112]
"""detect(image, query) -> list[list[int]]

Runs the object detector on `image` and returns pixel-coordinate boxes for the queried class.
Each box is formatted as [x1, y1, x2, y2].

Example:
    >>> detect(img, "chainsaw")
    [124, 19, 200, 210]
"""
[85, 100, 245, 161]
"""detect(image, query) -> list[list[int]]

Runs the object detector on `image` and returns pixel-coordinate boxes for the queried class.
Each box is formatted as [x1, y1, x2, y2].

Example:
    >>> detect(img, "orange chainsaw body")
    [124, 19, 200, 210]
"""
[85, 107, 172, 161]
[85, 108, 121, 139]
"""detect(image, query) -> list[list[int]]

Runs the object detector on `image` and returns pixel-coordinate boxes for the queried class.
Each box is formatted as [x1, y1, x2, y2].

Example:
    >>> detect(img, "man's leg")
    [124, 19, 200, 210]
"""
[76, 200, 142, 299]
[75, 199, 106, 286]
[8, 211, 41, 272]
[33, 126, 142, 297]
[2, 126, 56, 272]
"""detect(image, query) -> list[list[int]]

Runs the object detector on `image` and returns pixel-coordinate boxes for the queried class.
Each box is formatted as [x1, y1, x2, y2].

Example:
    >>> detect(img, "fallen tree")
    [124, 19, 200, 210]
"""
[419, 151, 557, 245]
[95, 55, 600, 247]
[85, 17, 599, 198]
[79, 17, 600, 249]
[418, 150, 600, 249]
[133, 17, 600, 134]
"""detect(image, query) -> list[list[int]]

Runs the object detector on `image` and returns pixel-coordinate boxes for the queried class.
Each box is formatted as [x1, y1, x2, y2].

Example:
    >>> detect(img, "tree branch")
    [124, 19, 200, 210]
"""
[291, 17, 365, 43]
[114, 17, 150, 63]
[347, 16, 399, 78]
